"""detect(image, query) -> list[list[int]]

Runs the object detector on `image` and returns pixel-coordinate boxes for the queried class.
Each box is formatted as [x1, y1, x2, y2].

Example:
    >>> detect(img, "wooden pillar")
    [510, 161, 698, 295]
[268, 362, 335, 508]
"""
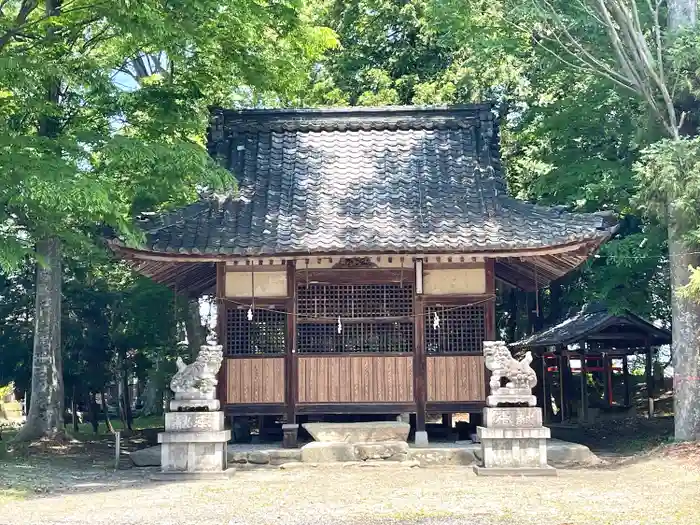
[645, 339, 654, 418]
[603, 352, 612, 407]
[580, 347, 589, 422]
[541, 355, 548, 422]
[414, 260, 427, 438]
[484, 259, 496, 340]
[442, 413, 453, 430]
[558, 353, 566, 422]
[483, 258, 495, 418]
[623, 355, 631, 407]
[285, 261, 297, 427]
[216, 262, 227, 405]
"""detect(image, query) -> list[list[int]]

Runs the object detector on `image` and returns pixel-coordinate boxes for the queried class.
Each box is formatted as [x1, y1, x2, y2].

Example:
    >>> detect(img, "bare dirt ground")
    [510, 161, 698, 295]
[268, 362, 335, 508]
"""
[1, 438, 699, 525]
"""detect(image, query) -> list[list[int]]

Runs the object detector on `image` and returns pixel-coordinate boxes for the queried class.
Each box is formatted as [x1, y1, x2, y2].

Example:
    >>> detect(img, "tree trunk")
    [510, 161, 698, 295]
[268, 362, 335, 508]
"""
[141, 377, 164, 417]
[121, 364, 133, 431]
[669, 0, 697, 29]
[100, 391, 114, 433]
[185, 297, 206, 359]
[116, 376, 126, 425]
[668, 0, 700, 441]
[71, 385, 78, 433]
[87, 391, 99, 434]
[669, 206, 700, 440]
[12, 0, 64, 443]
[13, 238, 64, 442]
[547, 280, 563, 326]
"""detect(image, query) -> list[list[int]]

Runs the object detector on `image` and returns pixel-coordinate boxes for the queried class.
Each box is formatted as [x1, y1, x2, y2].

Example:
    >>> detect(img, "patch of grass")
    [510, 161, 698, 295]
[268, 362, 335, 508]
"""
[69, 415, 164, 438]
[0, 487, 29, 503]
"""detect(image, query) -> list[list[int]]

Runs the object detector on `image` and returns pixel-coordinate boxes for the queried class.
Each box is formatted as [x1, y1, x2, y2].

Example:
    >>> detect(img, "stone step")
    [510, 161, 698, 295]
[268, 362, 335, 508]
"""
[302, 421, 410, 443]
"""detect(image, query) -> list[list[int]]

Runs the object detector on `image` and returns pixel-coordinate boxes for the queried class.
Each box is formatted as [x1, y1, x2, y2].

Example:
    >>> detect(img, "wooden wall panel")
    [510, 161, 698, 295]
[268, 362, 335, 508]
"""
[226, 358, 285, 404]
[427, 355, 486, 402]
[297, 356, 413, 403]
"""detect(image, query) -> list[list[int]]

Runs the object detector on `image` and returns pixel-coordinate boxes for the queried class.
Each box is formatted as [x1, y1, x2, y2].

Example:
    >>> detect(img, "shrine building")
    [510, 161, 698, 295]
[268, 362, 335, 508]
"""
[111, 105, 617, 442]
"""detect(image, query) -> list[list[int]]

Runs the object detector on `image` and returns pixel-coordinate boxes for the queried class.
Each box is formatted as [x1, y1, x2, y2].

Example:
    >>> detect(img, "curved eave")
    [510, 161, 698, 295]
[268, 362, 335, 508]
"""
[110, 229, 613, 293]
[109, 233, 611, 263]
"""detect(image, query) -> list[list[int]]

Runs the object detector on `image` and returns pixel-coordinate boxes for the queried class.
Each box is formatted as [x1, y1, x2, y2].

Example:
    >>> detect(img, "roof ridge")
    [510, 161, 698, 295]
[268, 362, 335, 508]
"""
[209, 103, 495, 120]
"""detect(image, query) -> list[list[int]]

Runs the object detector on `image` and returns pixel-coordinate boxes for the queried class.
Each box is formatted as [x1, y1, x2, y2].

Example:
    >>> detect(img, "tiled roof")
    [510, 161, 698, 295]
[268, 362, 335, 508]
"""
[510, 303, 671, 349]
[135, 106, 616, 256]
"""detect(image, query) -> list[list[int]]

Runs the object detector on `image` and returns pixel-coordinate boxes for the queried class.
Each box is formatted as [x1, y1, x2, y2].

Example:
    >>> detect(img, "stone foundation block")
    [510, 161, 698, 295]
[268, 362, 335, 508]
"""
[353, 441, 409, 461]
[478, 435, 548, 469]
[268, 448, 302, 465]
[165, 411, 224, 432]
[247, 451, 270, 465]
[302, 422, 410, 443]
[300, 442, 355, 463]
[483, 407, 542, 428]
[414, 430, 429, 447]
[161, 441, 227, 473]
[227, 450, 248, 464]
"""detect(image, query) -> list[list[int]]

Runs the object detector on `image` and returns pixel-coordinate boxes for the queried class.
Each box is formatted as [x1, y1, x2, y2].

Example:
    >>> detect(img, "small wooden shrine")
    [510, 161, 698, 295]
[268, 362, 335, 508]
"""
[511, 302, 671, 422]
[111, 105, 617, 441]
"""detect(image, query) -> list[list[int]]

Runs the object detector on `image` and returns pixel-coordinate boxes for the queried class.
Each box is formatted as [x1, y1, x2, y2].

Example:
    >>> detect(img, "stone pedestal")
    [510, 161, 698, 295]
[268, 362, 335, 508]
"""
[282, 424, 299, 449]
[154, 397, 234, 480]
[473, 407, 556, 476]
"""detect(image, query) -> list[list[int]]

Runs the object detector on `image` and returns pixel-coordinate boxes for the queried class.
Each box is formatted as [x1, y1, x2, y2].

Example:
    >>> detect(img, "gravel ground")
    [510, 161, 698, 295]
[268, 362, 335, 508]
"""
[1, 455, 699, 525]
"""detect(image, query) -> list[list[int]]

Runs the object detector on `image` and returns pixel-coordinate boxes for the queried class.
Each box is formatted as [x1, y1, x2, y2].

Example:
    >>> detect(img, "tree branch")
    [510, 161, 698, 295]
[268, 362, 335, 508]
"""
[0, 0, 39, 51]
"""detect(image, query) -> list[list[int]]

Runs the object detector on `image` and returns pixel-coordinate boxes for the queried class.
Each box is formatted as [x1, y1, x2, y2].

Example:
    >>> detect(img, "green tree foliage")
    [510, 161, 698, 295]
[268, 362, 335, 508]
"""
[1, 0, 335, 440]
[307, 0, 669, 330]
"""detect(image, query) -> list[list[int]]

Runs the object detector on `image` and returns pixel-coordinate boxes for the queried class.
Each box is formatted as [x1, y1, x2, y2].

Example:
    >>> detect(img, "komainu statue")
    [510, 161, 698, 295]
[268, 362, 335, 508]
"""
[483, 341, 537, 407]
[170, 344, 224, 399]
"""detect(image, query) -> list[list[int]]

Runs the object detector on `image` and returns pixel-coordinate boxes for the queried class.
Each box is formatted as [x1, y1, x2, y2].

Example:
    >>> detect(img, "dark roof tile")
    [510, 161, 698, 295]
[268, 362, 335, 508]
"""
[135, 106, 616, 256]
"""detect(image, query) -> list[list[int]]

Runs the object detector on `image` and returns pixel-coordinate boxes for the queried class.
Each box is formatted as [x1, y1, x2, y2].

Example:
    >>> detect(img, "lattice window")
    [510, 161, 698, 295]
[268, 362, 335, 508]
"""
[297, 321, 413, 354]
[297, 283, 414, 319]
[297, 283, 413, 353]
[225, 306, 286, 356]
[425, 304, 485, 354]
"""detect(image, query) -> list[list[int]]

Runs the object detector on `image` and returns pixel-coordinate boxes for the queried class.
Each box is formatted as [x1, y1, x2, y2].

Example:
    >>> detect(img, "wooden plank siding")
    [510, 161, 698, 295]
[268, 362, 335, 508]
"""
[297, 355, 413, 403]
[426, 355, 486, 402]
[225, 357, 285, 404]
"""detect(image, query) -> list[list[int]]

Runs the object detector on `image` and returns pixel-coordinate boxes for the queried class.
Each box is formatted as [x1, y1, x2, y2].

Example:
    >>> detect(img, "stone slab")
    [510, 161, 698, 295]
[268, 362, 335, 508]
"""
[548, 439, 599, 466]
[137, 440, 595, 469]
[169, 399, 220, 412]
[164, 411, 224, 432]
[300, 442, 355, 462]
[302, 421, 410, 443]
[477, 426, 551, 439]
[269, 448, 302, 465]
[353, 441, 409, 461]
[473, 465, 557, 477]
[158, 430, 231, 443]
[408, 447, 477, 467]
[130, 445, 161, 467]
[150, 468, 236, 481]
[247, 451, 270, 465]
[483, 407, 542, 428]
